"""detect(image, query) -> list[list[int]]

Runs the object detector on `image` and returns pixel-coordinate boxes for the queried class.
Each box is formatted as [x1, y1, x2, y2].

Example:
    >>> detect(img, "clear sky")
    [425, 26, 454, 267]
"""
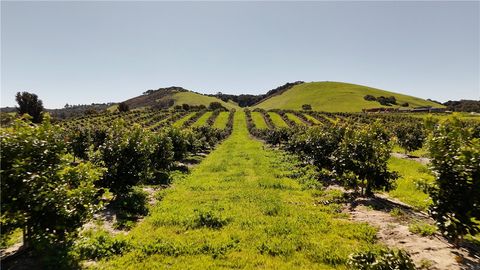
[2, 1, 479, 109]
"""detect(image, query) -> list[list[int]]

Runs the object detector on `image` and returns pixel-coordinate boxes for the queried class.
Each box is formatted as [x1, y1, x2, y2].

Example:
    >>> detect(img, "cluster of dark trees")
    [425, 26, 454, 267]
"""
[142, 86, 189, 96]
[364, 95, 400, 106]
[444, 100, 480, 113]
[210, 81, 304, 107]
[15, 92, 45, 123]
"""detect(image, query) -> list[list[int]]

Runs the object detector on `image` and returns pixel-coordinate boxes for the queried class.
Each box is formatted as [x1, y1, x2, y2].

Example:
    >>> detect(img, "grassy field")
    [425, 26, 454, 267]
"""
[173, 92, 238, 110]
[192, 111, 213, 127]
[213, 112, 229, 129]
[173, 112, 196, 128]
[268, 112, 289, 128]
[286, 113, 306, 125]
[92, 112, 381, 269]
[303, 114, 322, 125]
[251, 112, 269, 129]
[254, 82, 444, 112]
[387, 157, 433, 211]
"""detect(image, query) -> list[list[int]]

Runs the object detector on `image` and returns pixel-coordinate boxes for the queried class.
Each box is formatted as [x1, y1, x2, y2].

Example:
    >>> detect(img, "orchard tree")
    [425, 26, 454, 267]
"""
[333, 122, 397, 196]
[394, 122, 425, 154]
[67, 126, 92, 161]
[427, 117, 480, 241]
[287, 124, 344, 169]
[0, 114, 105, 248]
[92, 120, 153, 195]
[150, 131, 174, 170]
[15, 91, 44, 123]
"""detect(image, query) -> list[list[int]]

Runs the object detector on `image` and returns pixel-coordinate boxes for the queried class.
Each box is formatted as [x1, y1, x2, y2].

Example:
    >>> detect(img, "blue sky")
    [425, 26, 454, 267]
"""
[2, 1, 479, 108]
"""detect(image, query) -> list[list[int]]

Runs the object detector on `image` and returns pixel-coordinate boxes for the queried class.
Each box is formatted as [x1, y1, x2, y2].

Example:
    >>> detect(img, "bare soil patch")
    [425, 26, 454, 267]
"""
[344, 192, 479, 269]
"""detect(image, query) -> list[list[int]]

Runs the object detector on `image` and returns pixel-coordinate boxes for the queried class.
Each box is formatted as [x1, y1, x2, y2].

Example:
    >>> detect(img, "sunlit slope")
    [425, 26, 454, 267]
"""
[172, 92, 238, 110]
[123, 87, 238, 110]
[254, 82, 444, 112]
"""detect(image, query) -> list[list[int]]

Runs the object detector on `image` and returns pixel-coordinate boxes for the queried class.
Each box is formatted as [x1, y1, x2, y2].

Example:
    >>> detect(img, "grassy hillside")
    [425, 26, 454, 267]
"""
[172, 92, 238, 110]
[254, 82, 444, 112]
[123, 87, 238, 110]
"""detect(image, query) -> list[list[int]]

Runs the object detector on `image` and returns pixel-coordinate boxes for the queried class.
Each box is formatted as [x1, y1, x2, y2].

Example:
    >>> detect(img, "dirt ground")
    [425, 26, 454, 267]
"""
[344, 194, 480, 270]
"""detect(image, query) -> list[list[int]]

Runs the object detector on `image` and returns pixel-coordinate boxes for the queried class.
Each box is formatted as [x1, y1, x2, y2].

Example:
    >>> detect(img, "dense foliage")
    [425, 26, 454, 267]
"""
[348, 249, 415, 270]
[1, 115, 105, 248]
[393, 122, 425, 154]
[333, 122, 397, 196]
[444, 99, 480, 113]
[15, 91, 44, 123]
[118, 102, 130, 112]
[427, 117, 480, 240]
[92, 120, 157, 195]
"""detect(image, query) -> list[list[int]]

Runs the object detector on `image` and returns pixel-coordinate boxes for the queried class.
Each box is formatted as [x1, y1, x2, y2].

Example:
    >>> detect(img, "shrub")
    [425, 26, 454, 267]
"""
[181, 103, 190, 111]
[363, 95, 376, 101]
[287, 125, 344, 169]
[67, 126, 92, 160]
[408, 222, 437, 237]
[377, 96, 397, 106]
[347, 249, 415, 270]
[302, 104, 312, 110]
[112, 187, 149, 229]
[208, 102, 226, 111]
[92, 120, 153, 195]
[192, 209, 230, 229]
[427, 117, 480, 240]
[333, 122, 397, 196]
[118, 102, 129, 112]
[149, 131, 174, 170]
[394, 122, 425, 154]
[73, 230, 131, 260]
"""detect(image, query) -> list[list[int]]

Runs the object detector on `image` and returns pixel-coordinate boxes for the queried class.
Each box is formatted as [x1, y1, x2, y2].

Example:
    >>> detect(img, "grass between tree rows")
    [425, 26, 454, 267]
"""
[267, 112, 289, 128]
[192, 111, 213, 127]
[89, 111, 383, 269]
[173, 112, 196, 128]
[251, 112, 269, 129]
[387, 157, 433, 211]
[285, 113, 306, 126]
[213, 112, 230, 129]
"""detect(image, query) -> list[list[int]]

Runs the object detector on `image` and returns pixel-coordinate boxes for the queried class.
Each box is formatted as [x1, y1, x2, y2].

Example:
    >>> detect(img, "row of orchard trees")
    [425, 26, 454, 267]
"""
[248, 110, 479, 242]
[1, 110, 234, 265]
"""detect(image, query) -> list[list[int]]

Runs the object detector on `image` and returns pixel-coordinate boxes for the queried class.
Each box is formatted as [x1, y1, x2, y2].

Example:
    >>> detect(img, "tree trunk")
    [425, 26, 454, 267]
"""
[22, 225, 29, 248]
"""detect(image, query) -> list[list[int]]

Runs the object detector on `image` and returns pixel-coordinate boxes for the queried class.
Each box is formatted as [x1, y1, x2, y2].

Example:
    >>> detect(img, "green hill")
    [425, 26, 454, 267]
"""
[172, 92, 238, 110]
[123, 87, 238, 110]
[254, 82, 444, 112]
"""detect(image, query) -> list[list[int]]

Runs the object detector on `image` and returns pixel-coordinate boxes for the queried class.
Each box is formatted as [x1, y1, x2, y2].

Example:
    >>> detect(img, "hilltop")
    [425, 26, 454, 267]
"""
[253, 81, 445, 112]
[122, 86, 238, 110]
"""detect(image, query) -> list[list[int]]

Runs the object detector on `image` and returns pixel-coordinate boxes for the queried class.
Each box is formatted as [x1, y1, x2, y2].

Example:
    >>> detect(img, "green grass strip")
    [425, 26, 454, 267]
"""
[192, 111, 213, 127]
[213, 112, 229, 129]
[268, 112, 289, 128]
